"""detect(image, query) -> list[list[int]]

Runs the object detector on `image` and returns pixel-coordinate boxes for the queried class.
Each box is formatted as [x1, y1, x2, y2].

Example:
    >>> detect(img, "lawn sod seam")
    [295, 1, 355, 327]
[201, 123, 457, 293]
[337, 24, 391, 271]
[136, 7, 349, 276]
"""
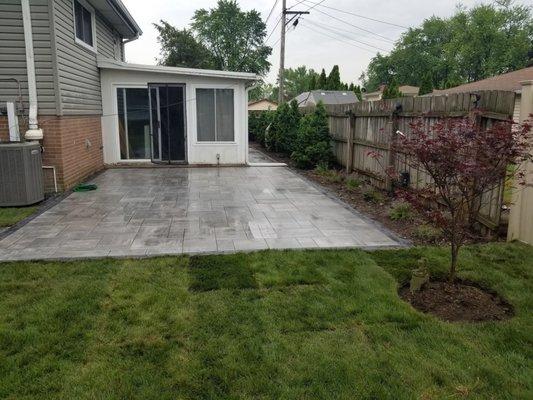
[0, 243, 531, 399]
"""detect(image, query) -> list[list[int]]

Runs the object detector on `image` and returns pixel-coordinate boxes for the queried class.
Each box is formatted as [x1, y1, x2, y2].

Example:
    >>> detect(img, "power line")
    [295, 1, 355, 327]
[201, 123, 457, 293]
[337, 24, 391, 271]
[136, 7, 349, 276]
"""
[299, 21, 382, 54]
[302, 0, 408, 29]
[303, 0, 326, 12]
[271, 19, 298, 47]
[265, 0, 280, 24]
[306, 21, 388, 52]
[308, 19, 391, 51]
[308, 18, 395, 45]
[302, 1, 396, 43]
[287, 0, 307, 10]
[265, 14, 282, 43]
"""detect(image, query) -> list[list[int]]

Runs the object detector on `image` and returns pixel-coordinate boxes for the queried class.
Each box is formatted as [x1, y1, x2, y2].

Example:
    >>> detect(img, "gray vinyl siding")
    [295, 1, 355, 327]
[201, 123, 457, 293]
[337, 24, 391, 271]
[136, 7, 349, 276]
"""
[0, 0, 56, 115]
[1, 0, 125, 117]
[53, 0, 124, 115]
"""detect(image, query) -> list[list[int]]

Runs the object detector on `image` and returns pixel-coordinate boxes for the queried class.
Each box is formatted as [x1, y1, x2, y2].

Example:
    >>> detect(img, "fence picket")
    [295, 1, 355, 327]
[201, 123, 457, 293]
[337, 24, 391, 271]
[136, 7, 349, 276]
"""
[322, 90, 516, 231]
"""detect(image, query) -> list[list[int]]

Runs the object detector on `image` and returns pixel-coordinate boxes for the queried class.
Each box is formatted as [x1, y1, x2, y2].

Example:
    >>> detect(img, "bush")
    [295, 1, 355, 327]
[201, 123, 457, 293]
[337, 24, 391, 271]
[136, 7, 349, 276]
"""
[345, 177, 361, 190]
[249, 110, 274, 146]
[413, 224, 443, 243]
[315, 164, 343, 183]
[265, 100, 300, 155]
[363, 189, 385, 203]
[315, 161, 329, 174]
[291, 102, 333, 169]
[325, 171, 343, 183]
[388, 202, 413, 221]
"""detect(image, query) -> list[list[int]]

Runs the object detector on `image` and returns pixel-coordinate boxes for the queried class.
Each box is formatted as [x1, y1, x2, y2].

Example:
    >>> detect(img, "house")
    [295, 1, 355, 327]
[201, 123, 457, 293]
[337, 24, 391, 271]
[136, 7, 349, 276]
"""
[431, 66, 533, 122]
[362, 85, 420, 101]
[0, 0, 257, 191]
[248, 98, 277, 112]
[293, 90, 359, 108]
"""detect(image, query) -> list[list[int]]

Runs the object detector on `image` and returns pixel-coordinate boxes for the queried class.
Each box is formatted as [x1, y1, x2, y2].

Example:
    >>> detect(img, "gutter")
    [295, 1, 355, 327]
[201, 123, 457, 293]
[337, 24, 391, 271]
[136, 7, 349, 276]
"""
[21, 0, 43, 140]
[97, 57, 258, 81]
[123, 34, 139, 44]
[107, 0, 142, 38]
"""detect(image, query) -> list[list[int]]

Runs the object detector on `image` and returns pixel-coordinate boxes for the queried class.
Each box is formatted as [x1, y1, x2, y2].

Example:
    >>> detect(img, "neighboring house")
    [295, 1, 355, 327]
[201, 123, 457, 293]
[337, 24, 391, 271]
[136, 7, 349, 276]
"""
[362, 85, 420, 101]
[248, 98, 277, 111]
[0, 0, 257, 190]
[294, 90, 358, 108]
[431, 67, 533, 122]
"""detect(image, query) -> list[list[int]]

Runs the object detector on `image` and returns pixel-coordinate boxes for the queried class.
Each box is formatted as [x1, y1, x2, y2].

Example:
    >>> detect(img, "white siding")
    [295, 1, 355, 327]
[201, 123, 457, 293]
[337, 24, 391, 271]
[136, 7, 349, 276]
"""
[100, 68, 249, 165]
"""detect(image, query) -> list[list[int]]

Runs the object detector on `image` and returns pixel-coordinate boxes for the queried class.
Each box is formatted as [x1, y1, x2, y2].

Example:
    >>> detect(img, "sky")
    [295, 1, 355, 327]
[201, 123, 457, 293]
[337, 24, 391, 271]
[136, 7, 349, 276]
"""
[122, 0, 530, 85]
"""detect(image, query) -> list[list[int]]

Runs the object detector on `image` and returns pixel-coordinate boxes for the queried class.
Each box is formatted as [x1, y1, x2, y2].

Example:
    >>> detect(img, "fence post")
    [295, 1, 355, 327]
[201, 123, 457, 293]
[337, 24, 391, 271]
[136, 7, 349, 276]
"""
[385, 103, 401, 191]
[346, 110, 355, 173]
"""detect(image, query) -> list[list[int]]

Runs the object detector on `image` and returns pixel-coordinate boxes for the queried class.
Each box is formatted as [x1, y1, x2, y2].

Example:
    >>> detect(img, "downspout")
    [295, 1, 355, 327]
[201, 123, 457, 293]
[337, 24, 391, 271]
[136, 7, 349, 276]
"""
[245, 81, 259, 165]
[21, 0, 43, 140]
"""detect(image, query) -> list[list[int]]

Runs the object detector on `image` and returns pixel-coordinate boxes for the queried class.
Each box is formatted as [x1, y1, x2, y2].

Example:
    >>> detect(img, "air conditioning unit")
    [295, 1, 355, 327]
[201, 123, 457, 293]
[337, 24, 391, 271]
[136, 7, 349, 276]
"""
[0, 142, 44, 206]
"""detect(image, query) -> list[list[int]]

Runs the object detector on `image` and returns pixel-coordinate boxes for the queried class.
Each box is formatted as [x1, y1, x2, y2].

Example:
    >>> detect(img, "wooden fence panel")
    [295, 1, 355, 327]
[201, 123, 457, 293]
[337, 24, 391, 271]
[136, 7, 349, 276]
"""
[322, 90, 516, 231]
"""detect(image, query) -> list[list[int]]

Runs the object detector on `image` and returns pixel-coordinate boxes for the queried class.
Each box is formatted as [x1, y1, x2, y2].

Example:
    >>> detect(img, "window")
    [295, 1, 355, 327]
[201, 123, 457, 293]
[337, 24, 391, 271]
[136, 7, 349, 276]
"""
[117, 88, 151, 159]
[74, 0, 95, 49]
[196, 88, 234, 142]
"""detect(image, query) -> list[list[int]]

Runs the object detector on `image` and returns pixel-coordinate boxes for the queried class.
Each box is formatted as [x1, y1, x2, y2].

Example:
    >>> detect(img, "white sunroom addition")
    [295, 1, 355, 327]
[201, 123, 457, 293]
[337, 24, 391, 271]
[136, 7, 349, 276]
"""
[98, 58, 258, 166]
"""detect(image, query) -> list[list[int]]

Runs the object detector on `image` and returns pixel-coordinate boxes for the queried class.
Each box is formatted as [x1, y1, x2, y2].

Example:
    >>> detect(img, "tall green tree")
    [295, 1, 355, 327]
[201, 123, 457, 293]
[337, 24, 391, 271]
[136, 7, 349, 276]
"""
[248, 81, 276, 102]
[309, 74, 317, 91]
[154, 22, 214, 69]
[283, 66, 318, 99]
[362, 1, 532, 91]
[191, 0, 272, 75]
[317, 69, 327, 89]
[326, 65, 341, 90]
[265, 99, 300, 154]
[291, 102, 332, 169]
[156, 0, 272, 75]
[419, 73, 434, 95]
[382, 80, 402, 99]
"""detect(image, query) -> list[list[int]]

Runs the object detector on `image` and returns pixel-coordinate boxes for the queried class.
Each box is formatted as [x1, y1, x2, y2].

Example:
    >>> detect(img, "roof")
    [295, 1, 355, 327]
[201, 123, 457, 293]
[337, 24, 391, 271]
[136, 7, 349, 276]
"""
[97, 58, 259, 81]
[294, 90, 358, 106]
[248, 99, 278, 106]
[432, 67, 533, 95]
[399, 85, 420, 94]
[89, 0, 142, 39]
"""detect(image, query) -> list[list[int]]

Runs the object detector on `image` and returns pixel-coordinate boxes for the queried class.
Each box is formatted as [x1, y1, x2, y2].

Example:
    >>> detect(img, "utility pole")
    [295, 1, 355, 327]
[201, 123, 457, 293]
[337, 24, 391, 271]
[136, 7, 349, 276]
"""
[277, 1, 309, 104]
[278, 0, 287, 105]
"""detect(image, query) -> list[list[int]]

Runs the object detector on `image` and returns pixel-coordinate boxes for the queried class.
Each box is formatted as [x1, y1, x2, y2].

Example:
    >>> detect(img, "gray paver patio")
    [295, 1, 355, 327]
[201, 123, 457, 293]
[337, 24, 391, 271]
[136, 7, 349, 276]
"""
[0, 166, 401, 261]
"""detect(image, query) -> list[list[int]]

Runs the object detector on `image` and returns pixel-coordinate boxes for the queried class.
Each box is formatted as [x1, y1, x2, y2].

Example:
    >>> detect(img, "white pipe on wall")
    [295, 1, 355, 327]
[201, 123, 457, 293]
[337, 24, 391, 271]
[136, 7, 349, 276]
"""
[7, 102, 20, 141]
[21, 0, 43, 140]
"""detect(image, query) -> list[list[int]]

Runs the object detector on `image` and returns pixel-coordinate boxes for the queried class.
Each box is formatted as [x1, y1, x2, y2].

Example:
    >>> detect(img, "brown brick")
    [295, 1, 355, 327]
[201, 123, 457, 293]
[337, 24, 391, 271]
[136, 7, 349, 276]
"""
[0, 115, 104, 191]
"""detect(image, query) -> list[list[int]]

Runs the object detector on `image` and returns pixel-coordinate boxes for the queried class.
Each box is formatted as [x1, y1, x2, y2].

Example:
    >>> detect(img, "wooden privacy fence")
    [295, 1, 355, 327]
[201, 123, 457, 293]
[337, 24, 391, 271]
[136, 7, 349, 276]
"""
[322, 90, 517, 231]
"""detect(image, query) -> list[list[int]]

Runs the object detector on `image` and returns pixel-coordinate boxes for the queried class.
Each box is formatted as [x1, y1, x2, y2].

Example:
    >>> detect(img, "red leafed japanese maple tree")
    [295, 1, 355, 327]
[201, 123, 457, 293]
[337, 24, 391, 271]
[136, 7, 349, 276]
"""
[394, 113, 532, 281]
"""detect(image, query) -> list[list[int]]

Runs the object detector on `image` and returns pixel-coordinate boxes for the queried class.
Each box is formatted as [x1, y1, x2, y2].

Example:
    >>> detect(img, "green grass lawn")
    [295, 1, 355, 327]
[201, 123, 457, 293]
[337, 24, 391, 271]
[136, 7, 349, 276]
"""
[0, 243, 531, 399]
[0, 206, 38, 227]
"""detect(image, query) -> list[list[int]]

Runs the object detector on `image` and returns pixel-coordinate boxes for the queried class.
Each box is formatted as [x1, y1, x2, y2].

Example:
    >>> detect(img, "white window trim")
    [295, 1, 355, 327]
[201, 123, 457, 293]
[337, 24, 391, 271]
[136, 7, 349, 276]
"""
[193, 84, 238, 145]
[112, 84, 151, 162]
[72, 0, 97, 53]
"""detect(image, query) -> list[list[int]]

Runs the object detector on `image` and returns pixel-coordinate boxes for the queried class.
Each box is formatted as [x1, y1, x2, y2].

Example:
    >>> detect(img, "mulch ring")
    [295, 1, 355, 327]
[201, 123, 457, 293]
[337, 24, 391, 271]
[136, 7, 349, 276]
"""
[399, 279, 514, 322]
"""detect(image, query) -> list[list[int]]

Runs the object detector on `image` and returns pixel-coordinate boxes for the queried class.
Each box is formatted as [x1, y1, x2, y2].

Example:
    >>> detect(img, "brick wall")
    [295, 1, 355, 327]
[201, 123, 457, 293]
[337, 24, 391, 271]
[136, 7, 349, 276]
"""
[0, 115, 104, 190]
[0, 115, 15, 141]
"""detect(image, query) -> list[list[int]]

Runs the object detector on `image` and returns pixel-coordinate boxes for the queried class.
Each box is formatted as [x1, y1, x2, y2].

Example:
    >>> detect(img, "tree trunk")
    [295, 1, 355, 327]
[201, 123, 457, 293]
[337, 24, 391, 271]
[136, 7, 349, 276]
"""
[449, 241, 460, 282]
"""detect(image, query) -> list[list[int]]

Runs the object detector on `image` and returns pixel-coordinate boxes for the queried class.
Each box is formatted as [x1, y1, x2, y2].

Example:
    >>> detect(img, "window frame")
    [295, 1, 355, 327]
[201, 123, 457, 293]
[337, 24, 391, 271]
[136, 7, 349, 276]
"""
[72, 0, 97, 53]
[194, 87, 236, 144]
[113, 84, 151, 162]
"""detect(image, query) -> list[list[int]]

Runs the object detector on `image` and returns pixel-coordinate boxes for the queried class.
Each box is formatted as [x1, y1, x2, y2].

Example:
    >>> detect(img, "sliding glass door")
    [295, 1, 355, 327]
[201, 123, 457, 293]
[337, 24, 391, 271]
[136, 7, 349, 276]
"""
[117, 88, 151, 160]
[148, 84, 187, 164]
